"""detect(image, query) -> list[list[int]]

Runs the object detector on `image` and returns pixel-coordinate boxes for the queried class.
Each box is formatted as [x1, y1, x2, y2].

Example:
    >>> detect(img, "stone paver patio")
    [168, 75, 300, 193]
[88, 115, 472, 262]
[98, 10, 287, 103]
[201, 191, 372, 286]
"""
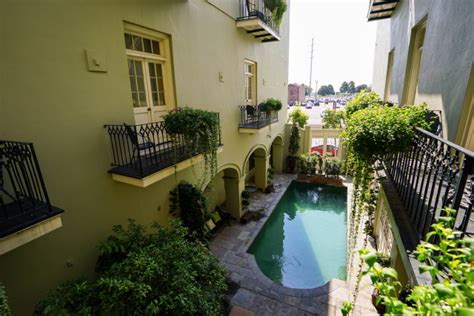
[210, 173, 378, 316]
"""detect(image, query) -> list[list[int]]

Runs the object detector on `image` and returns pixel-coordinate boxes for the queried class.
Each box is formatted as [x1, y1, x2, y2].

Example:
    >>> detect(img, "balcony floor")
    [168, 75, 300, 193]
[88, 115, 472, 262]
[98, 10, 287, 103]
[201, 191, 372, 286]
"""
[0, 199, 64, 238]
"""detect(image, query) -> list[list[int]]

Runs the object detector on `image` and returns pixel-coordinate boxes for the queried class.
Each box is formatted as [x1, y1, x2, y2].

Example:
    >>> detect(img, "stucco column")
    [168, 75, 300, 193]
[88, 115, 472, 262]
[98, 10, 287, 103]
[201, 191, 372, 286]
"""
[254, 155, 269, 190]
[272, 143, 284, 173]
[302, 125, 311, 154]
[223, 175, 245, 219]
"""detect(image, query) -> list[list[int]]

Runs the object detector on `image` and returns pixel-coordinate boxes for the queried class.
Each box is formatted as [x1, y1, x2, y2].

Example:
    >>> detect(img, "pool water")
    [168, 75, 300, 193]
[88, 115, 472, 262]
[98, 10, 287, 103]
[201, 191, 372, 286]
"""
[248, 181, 347, 289]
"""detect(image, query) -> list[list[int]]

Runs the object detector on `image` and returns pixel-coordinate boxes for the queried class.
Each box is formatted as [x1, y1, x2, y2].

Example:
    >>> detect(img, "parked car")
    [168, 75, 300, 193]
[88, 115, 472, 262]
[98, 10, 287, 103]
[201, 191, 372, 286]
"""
[311, 144, 338, 157]
[306, 100, 314, 109]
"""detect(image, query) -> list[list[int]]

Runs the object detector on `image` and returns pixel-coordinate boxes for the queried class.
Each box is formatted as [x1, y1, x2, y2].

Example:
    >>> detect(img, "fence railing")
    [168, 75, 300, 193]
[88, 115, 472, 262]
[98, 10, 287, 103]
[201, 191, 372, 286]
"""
[104, 113, 221, 179]
[0, 140, 63, 237]
[309, 128, 344, 159]
[239, 105, 278, 129]
[238, 0, 280, 35]
[383, 127, 474, 240]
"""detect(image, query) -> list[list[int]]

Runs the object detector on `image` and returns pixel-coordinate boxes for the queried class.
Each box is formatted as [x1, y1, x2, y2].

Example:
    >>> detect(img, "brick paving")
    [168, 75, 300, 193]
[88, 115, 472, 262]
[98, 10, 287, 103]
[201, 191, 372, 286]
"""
[210, 174, 378, 316]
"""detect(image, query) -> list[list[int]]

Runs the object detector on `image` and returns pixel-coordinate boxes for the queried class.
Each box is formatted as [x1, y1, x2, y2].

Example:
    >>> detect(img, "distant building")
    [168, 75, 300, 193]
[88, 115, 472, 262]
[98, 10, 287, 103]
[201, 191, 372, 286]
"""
[288, 83, 305, 104]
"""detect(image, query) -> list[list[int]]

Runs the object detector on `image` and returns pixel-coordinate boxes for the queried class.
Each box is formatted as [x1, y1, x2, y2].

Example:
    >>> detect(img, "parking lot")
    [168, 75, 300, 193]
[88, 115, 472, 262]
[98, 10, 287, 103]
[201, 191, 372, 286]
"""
[288, 101, 345, 128]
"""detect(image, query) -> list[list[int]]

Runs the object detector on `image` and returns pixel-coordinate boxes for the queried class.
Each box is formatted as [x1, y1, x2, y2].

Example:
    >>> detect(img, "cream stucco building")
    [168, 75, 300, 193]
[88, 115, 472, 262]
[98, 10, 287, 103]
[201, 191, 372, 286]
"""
[0, 0, 290, 313]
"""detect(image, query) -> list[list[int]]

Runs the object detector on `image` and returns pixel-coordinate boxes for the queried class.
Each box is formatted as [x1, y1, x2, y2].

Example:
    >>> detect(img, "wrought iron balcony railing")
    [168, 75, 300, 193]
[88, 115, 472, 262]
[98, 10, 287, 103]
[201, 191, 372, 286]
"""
[239, 105, 278, 129]
[0, 141, 63, 238]
[104, 113, 221, 179]
[237, 0, 280, 41]
[383, 127, 474, 241]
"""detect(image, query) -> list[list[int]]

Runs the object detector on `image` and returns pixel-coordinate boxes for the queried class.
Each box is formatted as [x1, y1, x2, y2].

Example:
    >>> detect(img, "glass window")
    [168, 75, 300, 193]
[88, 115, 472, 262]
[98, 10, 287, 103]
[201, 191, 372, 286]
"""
[124, 33, 161, 56]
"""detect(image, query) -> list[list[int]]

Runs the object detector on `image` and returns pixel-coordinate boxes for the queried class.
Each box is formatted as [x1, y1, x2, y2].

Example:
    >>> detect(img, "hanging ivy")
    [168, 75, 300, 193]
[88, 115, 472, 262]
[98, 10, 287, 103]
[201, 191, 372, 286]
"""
[264, 0, 287, 27]
[163, 107, 220, 188]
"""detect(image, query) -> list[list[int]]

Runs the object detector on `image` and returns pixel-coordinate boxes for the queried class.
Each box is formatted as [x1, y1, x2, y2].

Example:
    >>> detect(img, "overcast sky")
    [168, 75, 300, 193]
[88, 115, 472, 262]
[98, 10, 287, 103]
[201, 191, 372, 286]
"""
[288, 0, 377, 91]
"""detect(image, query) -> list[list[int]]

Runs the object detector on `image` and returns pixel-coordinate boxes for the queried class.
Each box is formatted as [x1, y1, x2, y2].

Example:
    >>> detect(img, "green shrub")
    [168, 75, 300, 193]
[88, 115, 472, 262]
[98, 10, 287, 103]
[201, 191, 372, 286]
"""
[324, 158, 342, 177]
[345, 90, 382, 117]
[0, 283, 11, 316]
[358, 209, 473, 315]
[288, 123, 300, 156]
[170, 182, 209, 241]
[322, 109, 345, 128]
[298, 153, 322, 174]
[342, 104, 431, 164]
[36, 220, 228, 316]
[289, 107, 309, 128]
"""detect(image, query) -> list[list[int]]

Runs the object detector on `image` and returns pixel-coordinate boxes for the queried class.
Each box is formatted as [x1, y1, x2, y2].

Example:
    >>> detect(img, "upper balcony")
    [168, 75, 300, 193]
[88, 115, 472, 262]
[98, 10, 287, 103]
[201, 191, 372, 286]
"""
[367, 0, 400, 22]
[104, 113, 222, 187]
[239, 105, 279, 134]
[0, 140, 64, 254]
[236, 0, 281, 43]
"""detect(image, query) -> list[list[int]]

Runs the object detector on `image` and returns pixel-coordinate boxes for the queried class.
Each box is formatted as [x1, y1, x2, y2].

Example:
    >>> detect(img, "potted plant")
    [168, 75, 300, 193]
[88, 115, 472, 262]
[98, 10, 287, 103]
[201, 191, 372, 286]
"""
[264, 0, 287, 27]
[286, 123, 300, 173]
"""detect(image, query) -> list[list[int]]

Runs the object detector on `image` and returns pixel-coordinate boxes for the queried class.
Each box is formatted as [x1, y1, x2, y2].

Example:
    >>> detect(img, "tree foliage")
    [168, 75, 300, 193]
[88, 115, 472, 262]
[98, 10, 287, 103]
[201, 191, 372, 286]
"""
[289, 107, 309, 128]
[35, 220, 228, 316]
[340, 81, 349, 93]
[288, 123, 300, 156]
[318, 84, 335, 96]
[322, 109, 345, 128]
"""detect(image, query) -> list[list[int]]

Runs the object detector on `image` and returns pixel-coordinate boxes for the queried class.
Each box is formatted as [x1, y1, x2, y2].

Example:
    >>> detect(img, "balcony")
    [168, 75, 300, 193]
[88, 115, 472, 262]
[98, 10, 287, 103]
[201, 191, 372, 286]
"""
[367, 0, 400, 22]
[382, 127, 473, 242]
[104, 114, 222, 187]
[236, 0, 281, 42]
[0, 141, 63, 254]
[239, 105, 278, 134]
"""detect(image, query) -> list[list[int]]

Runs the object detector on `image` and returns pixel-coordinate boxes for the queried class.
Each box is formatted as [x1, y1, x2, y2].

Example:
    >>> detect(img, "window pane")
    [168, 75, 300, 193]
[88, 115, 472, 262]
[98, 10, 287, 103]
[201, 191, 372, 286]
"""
[157, 78, 164, 93]
[143, 38, 152, 53]
[152, 93, 158, 106]
[129, 76, 136, 92]
[128, 59, 135, 75]
[134, 60, 143, 76]
[137, 77, 145, 92]
[150, 78, 157, 92]
[139, 92, 147, 106]
[152, 40, 161, 55]
[133, 36, 143, 51]
[156, 65, 163, 78]
[148, 63, 156, 77]
[132, 92, 139, 107]
[124, 33, 133, 50]
[159, 92, 165, 105]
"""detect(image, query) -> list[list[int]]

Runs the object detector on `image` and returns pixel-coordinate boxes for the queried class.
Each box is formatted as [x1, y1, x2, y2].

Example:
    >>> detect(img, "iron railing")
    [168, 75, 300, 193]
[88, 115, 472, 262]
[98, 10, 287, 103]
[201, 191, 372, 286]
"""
[104, 113, 221, 179]
[383, 127, 474, 241]
[238, 0, 280, 35]
[0, 140, 63, 237]
[239, 105, 278, 129]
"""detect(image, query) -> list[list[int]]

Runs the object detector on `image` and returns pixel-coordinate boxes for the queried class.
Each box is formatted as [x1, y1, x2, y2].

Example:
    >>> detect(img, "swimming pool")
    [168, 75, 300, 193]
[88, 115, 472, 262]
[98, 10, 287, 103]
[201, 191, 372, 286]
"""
[248, 181, 347, 289]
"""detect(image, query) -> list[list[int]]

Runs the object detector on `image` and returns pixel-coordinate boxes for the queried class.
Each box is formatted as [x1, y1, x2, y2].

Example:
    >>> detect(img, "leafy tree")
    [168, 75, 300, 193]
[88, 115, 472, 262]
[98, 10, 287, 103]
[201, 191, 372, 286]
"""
[348, 81, 355, 93]
[289, 107, 309, 128]
[288, 123, 300, 156]
[340, 81, 349, 93]
[345, 90, 382, 117]
[318, 85, 335, 96]
[322, 109, 345, 128]
[355, 84, 368, 92]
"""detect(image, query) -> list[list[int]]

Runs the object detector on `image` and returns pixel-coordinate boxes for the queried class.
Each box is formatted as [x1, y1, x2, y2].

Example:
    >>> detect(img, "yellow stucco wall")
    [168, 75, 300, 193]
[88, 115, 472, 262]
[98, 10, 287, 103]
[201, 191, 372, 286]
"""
[0, 0, 290, 313]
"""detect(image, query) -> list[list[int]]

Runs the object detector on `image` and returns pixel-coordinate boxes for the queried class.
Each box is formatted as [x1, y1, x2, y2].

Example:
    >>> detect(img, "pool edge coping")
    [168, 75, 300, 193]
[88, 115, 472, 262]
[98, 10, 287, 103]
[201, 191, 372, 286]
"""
[243, 175, 353, 299]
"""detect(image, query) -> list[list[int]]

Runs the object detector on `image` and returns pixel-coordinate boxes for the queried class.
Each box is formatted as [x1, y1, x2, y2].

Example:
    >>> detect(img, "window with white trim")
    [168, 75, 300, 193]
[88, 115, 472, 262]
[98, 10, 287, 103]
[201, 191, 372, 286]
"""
[244, 60, 257, 105]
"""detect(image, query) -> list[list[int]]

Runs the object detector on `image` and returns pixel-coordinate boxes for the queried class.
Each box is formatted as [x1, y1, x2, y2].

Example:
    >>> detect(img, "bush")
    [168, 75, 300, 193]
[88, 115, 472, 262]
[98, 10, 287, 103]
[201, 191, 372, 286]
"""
[359, 209, 473, 315]
[324, 158, 342, 177]
[170, 182, 209, 241]
[345, 90, 381, 117]
[289, 107, 309, 128]
[298, 153, 322, 174]
[322, 109, 345, 128]
[36, 220, 228, 316]
[0, 283, 11, 316]
[342, 104, 431, 164]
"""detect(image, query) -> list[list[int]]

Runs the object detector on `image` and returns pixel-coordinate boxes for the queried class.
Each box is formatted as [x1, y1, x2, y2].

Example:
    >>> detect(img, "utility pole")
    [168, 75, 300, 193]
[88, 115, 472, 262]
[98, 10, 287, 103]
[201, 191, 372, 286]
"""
[309, 37, 314, 97]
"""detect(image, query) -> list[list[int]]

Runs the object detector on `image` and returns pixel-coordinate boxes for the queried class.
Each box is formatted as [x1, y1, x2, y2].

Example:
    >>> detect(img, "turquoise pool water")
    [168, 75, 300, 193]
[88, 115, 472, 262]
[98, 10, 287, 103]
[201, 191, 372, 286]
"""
[248, 181, 347, 289]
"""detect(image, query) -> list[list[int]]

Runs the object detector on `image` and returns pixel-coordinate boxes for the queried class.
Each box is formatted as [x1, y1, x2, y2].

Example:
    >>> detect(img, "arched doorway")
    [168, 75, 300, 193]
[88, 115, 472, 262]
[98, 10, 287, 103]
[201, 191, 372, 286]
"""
[204, 164, 244, 220]
[243, 145, 268, 190]
[270, 135, 284, 173]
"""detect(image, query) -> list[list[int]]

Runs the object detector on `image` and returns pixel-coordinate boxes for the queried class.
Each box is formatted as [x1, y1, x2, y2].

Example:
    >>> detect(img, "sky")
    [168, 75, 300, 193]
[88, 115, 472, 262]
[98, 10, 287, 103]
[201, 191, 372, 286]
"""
[288, 0, 377, 91]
